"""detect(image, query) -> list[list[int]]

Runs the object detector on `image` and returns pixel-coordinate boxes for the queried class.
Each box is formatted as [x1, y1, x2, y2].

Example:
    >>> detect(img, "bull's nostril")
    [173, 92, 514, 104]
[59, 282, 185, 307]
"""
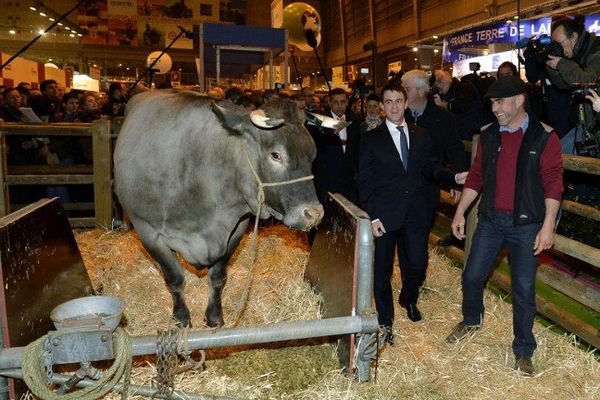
[304, 206, 324, 221]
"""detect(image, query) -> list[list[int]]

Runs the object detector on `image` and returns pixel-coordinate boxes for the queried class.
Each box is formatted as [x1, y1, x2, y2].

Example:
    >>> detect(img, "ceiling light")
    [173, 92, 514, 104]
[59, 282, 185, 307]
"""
[433, 35, 439, 39]
[77, 33, 82, 37]
[514, 15, 519, 19]
[412, 47, 418, 52]
[38, 29, 45, 35]
[69, 33, 75, 37]
[434, 49, 439, 53]
[65, 27, 71, 31]
[39, 12, 47, 17]
[49, 17, 55, 21]
[9, 29, 16, 35]
[506, 20, 512, 24]
[414, 58, 418, 61]
[48, 58, 52, 61]
[118, 63, 122, 67]
[126, 67, 130, 70]
[57, 22, 63, 26]
[29, 6, 36, 11]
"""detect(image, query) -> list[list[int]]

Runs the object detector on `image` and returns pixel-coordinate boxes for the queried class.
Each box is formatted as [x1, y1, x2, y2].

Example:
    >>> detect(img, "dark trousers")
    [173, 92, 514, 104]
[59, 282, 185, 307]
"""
[373, 218, 430, 327]
[462, 210, 541, 357]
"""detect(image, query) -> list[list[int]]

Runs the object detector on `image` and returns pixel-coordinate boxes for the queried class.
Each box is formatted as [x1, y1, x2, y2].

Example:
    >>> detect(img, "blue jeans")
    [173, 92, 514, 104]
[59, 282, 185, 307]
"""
[462, 211, 541, 358]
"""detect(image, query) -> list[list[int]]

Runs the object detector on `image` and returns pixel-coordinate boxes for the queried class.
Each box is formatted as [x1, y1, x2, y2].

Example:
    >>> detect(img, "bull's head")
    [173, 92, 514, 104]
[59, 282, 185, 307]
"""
[210, 99, 323, 231]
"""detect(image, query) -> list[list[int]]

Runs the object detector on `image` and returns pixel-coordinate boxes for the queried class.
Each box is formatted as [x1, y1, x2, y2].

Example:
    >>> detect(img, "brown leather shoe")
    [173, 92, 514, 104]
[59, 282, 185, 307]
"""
[446, 321, 480, 344]
[515, 357, 534, 376]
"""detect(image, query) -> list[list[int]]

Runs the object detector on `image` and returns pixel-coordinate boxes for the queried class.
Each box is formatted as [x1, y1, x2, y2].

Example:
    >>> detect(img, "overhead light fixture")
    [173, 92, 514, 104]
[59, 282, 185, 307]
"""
[126, 67, 130, 70]
[77, 33, 82, 37]
[65, 27, 71, 31]
[514, 15, 519, 19]
[58, 22, 63, 26]
[414, 58, 418, 61]
[433, 35, 439, 39]
[39, 12, 47, 17]
[434, 49, 439, 53]
[69, 33, 75, 37]
[49, 17, 55, 21]
[9, 29, 16, 35]
[506, 20, 512, 24]
[38, 29, 45, 35]
[29, 6, 36, 11]
[412, 47, 418, 52]
[48, 58, 53, 61]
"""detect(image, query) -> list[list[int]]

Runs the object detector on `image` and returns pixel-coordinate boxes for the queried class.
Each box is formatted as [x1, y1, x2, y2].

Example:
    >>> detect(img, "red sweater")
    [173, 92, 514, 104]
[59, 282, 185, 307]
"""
[465, 128, 563, 212]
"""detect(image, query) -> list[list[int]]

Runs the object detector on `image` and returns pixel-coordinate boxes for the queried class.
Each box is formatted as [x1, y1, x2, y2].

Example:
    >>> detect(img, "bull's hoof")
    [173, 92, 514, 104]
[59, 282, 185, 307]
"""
[204, 313, 224, 328]
[173, 307, 191, 328]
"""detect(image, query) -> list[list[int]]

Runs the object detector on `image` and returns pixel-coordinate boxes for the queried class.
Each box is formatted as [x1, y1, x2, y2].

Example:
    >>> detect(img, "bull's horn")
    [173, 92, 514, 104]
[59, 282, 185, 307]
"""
[306, 112, 352, 131]
[250, 109, 284, 128]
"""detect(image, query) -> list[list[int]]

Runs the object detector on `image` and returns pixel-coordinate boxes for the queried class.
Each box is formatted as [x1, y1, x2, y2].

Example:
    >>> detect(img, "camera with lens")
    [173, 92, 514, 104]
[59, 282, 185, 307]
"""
[518, 34, 564, 64]
[570, 80, 600, 157]
[571, 81, 600, 102]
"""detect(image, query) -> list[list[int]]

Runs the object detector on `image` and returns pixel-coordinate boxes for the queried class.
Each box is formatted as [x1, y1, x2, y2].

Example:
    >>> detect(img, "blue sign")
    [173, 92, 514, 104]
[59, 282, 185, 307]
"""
[443, 15, 600, 62]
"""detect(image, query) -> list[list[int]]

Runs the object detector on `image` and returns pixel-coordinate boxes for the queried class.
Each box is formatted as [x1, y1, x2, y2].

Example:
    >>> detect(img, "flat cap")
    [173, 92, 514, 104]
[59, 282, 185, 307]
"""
[484, 76, 527, 98]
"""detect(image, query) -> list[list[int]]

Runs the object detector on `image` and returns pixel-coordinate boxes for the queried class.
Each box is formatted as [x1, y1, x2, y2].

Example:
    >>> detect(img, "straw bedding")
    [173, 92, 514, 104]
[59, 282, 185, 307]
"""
[45, 225, 600, 399]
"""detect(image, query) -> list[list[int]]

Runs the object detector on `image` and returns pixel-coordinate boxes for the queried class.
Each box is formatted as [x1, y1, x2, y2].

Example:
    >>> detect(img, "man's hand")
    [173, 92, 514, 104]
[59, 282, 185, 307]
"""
[533, 224, 555, 255]
[546, 55, 562, 70]
[586, 90, 600, 112]
[433, 94, 448, 109]
[371, 219, 386, 237]
[455, 171, 468, 185]
[451, 213, 466, 240]
[450, 189, 462, 203]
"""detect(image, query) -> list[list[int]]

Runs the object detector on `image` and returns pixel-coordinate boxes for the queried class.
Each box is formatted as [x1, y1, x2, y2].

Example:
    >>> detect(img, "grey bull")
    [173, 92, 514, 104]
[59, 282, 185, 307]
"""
[114, 90, 323, 327]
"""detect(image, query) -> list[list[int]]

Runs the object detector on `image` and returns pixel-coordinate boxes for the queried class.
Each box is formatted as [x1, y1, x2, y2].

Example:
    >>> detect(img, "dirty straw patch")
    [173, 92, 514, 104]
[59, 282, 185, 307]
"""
[70, 227, 599, 400]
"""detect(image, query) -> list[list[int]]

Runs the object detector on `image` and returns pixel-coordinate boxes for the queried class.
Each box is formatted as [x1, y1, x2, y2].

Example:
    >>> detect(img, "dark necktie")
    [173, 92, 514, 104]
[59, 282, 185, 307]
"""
[397, 125, 409, 171]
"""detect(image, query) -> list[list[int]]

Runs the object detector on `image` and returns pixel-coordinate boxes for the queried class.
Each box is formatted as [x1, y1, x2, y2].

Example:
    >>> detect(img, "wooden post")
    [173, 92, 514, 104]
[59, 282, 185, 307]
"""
[464, 134, 480, 261]
[0, 120, 8, 217]
[92, 119, 112, 229]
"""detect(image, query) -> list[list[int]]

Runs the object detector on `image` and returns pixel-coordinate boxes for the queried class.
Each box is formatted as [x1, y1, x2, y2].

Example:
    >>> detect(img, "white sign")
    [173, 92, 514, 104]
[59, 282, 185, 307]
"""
[452, 50, 519, 78]
[73, 75, 100, 92]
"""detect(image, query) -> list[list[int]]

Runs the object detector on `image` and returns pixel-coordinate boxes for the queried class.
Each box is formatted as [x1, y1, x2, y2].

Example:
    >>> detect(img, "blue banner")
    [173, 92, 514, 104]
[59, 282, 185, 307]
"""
[443, 15, 600, 62]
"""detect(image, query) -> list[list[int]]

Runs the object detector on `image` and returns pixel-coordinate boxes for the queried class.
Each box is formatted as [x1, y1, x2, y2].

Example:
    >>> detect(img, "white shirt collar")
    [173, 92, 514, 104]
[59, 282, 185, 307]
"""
[385, 118, 408, 134]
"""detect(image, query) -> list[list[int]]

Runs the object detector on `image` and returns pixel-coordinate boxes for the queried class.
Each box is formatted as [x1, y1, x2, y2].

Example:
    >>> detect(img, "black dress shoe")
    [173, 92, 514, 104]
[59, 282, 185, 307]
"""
[406, 304, 422, 322]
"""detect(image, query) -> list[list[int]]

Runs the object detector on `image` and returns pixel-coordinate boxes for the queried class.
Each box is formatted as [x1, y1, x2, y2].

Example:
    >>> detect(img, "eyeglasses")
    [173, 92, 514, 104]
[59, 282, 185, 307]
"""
[555, 36, 571, 46]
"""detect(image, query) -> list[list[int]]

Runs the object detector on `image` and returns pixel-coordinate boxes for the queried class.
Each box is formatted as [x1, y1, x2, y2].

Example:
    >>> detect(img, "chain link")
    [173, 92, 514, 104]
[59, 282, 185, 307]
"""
[152, 328, 178, 400]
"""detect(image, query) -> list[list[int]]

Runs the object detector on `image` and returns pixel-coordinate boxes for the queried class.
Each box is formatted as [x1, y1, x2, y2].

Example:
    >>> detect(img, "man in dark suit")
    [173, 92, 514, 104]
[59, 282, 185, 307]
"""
[358, 82, 467, 343]
[308, 87, 361, 206]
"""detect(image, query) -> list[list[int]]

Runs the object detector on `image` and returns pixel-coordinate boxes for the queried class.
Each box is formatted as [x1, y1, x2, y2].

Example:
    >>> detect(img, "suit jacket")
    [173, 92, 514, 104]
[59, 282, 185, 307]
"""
[358, 122, 455, 231]
[308, 110, 361, 204]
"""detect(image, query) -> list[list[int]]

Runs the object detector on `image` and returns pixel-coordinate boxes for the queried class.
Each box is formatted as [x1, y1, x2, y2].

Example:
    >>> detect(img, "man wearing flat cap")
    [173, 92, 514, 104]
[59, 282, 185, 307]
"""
[446, 76, 563, 375]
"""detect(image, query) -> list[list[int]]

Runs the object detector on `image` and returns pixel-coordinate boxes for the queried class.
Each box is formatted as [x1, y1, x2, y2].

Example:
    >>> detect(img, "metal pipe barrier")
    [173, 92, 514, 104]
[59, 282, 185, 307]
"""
[0, 315, 379, 370]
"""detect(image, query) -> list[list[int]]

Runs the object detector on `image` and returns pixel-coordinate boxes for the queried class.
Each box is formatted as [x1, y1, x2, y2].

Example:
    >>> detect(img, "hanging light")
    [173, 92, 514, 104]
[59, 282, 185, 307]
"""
[29, 6, 37, 11]
[9, 29, 16, 35]
[39, 12, 47, 17]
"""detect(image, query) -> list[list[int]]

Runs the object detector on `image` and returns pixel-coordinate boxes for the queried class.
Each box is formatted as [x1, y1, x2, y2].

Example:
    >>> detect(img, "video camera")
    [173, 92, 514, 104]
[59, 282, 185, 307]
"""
[571, 80, 600, 157]
[516, 34, 564, 64]
[428, 70, 439, 96]
[351, 77, 374, 96]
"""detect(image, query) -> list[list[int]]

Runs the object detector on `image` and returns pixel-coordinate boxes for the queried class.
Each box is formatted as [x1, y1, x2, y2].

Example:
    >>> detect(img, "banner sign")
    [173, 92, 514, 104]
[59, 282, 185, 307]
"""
[443, 14, 600, 62]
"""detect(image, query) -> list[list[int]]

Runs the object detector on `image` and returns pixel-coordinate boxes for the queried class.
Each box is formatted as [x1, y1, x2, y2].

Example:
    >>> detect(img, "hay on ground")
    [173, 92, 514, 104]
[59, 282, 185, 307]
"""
[64, 226, 599, 400]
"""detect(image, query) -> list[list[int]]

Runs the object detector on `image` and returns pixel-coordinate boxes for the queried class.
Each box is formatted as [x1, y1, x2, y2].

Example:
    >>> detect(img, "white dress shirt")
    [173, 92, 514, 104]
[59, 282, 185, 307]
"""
[332, 112, 347, 153]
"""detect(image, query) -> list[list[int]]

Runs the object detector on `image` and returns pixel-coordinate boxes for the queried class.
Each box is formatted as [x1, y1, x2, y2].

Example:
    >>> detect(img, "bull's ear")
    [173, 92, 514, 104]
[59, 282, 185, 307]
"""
[210, 101, 249, 136]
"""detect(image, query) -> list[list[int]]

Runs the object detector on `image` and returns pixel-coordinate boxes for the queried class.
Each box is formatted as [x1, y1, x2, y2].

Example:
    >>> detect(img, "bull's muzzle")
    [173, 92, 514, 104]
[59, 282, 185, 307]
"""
[283, 203, 324, 231]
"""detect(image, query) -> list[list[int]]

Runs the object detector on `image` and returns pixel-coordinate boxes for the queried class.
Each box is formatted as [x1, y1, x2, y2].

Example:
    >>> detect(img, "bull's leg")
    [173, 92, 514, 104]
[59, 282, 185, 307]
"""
[205, 261, 227, 327]
[136, 226, 191, 327]
[202, 218, 249, 327]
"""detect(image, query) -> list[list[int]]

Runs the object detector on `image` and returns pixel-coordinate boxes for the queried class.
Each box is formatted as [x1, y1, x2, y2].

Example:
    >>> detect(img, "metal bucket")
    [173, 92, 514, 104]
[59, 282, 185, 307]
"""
[50, 296, 124, 331]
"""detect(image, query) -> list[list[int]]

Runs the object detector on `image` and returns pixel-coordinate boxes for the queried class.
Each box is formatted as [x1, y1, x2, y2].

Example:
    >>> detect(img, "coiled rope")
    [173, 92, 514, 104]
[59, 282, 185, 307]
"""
[21, 328, 133, 400]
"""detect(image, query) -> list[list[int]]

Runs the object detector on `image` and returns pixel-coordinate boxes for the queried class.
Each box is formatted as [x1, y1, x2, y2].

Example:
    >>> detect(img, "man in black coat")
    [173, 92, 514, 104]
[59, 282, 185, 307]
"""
[403, 69, 469, 246]
[308, 87, 361, 206]
[358, 82, 467, 343]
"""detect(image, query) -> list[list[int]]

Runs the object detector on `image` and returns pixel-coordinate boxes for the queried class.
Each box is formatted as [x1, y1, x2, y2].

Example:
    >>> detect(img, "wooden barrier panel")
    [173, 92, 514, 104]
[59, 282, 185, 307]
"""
[0, 120, 114, 229]
[92, 119, 113, 229]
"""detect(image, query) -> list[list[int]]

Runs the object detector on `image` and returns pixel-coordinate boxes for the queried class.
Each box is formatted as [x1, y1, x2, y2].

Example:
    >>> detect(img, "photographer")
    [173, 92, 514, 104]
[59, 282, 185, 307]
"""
[433, 70, 484, 140]
[546, 16, 600, 88]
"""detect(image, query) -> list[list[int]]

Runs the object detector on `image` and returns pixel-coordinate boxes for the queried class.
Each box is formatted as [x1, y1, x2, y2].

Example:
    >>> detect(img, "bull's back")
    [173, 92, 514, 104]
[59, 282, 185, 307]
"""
[114, 91, 226, 220]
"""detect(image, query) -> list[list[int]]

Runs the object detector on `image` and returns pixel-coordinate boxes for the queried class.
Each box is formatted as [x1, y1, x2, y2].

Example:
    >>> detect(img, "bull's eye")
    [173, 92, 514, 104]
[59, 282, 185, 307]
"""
[271, 152, 282, 162]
